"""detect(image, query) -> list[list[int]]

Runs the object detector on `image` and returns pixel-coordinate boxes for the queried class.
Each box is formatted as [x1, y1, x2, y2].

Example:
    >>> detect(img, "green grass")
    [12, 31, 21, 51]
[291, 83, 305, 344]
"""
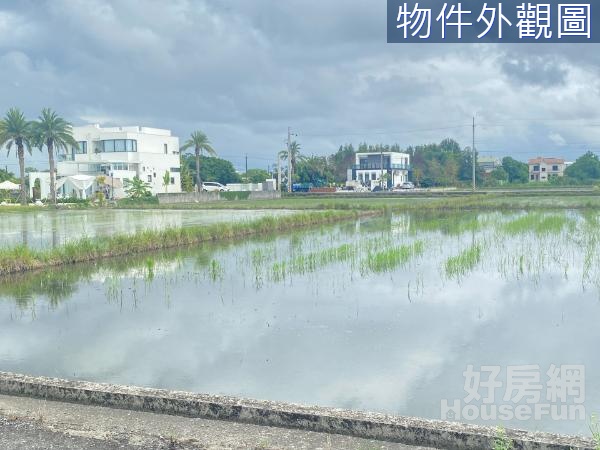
[492, 427, 513, 450]
[591, 414, 600, 450]
[445, 244, 482, 279]
[0, 210, 365, 276]
[112, 193, 600, 213]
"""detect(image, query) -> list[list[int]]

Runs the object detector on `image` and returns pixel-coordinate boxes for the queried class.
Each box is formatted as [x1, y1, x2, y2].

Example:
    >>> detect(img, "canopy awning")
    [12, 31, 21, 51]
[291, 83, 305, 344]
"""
[0, 180, 20, 190]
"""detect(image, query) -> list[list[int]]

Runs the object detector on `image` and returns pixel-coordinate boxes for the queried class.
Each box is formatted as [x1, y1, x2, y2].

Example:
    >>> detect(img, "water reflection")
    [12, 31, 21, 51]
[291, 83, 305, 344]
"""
[0, 209, 295, 249]
[0, 210, 599, 437]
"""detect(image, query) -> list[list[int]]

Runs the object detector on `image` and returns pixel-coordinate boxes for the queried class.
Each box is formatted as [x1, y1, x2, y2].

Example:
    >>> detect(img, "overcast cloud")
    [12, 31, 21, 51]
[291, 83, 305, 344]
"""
[1, 0, 600, 171]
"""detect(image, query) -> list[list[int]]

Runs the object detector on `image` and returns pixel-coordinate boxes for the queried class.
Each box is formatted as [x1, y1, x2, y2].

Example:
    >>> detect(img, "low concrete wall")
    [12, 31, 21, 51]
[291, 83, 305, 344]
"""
[157, 191, 281, 204]
[0, 372, 593, 450]
[157, 192, 220, 204]
[248, 191, 281, 200]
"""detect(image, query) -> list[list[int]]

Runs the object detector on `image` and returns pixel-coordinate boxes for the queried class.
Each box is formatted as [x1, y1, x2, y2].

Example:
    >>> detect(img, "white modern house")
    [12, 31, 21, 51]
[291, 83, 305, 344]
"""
[347, 152, 410, 190]
[51, 124, 182, 199]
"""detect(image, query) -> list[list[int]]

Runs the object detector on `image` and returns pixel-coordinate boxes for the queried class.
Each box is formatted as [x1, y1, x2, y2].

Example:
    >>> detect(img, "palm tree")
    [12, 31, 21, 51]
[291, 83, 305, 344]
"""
[0, 108, 33, 205]
[31, 108, 78, 206]
[279, 141, 302, 188]
[180, 131, 216, 192]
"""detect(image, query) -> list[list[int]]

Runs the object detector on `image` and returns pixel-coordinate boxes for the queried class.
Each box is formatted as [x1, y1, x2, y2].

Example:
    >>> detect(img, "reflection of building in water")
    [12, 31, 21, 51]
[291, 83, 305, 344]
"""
[390, 214, 411, 236]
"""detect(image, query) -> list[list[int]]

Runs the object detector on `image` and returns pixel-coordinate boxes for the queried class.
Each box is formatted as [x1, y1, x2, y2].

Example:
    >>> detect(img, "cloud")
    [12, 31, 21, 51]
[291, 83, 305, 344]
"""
[0, 1, 599, 172]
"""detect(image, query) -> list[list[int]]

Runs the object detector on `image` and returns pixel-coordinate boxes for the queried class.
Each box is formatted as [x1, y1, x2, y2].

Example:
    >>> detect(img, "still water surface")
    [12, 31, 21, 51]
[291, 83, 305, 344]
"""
[0, 210, 598, 436]
[0, 209, 294, 249]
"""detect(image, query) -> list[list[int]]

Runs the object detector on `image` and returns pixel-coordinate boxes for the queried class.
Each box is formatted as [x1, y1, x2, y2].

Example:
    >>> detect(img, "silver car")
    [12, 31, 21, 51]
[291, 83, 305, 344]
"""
[202, 182, 229, 192]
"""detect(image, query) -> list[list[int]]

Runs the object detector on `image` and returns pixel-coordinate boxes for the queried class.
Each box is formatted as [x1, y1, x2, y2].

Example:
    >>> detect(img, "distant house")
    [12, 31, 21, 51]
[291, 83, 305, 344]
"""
[347, 152, 410, 190]
[478, 157, 501, 174]
[528, 157, 566, 182]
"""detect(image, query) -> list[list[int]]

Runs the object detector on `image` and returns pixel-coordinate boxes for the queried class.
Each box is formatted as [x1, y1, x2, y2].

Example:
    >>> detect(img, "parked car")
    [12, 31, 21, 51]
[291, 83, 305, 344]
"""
[202, 182, 228, 192]
[399, 182, 415, 190]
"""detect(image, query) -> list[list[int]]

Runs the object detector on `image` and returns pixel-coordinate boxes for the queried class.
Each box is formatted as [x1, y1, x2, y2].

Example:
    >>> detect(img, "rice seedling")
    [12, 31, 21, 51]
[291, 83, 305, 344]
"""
[208, 259, 224, 282]
[502, 212, 572, 236]
[364, 241, 425, 273]
[0, 210, 362, 276]
[444, 243, 482, 279]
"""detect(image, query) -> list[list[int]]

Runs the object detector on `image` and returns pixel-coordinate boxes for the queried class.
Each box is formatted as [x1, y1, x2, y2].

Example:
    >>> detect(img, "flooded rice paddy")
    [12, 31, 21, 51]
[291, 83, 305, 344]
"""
[0, 209, 294, 249]
[0, 209, 599, 436]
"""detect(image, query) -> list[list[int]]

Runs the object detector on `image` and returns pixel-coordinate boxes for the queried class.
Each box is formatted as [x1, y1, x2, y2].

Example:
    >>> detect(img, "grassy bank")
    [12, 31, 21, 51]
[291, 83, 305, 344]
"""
[113, 193, 600, 212]
[0, 210, 366, 276]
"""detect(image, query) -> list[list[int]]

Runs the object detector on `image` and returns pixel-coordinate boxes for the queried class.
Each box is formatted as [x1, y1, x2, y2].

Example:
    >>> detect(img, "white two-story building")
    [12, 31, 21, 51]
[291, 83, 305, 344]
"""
[56, 124, 182, 198]
[347, 152, 410, 190]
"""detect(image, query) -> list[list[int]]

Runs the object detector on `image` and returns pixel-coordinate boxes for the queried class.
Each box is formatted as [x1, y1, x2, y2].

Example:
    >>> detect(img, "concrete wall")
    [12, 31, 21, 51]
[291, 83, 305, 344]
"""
[0, 372, 594, 450]
[157, 191, 281, 204]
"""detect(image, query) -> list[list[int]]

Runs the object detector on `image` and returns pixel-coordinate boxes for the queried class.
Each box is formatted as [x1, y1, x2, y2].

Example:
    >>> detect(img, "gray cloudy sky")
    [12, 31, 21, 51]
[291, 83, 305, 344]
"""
[1, 0, 599, 172]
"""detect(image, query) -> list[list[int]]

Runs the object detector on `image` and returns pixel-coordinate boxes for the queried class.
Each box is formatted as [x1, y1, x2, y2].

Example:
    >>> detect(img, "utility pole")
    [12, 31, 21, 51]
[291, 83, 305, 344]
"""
[380, 150, 385, 189]
[245, 154, 248, 175]
[287, 127, 292, 193]
[277, 153, 281, 192]
[472, 115, 476, 192]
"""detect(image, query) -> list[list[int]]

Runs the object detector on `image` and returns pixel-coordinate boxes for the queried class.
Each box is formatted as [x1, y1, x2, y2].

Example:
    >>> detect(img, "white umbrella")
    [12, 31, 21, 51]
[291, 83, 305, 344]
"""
[0, 180, 20, 190]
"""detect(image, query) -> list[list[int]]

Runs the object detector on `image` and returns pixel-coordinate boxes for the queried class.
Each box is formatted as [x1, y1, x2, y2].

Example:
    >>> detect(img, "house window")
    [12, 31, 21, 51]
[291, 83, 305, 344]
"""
[99, 139, 137, 153]
[147, 175, 152, 183]
[552, 165, 559, 171]
[153, 172, 156, 178]
[170, 177, 175, 185]
[530, 175, 535, 180]
[164, 144, 168, 155]
[73, 141, 87, 154]
[533, 165, 540, 171]
[542, 167, 546, 172]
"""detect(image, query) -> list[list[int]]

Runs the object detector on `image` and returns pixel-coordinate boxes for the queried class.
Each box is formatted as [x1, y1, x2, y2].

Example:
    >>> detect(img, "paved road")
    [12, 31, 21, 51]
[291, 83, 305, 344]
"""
[0, 395, 436, 450]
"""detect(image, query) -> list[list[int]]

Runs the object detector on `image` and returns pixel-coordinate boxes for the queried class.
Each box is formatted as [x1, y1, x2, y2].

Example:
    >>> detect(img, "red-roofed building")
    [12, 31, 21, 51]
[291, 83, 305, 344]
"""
[528, 157, 566, 182]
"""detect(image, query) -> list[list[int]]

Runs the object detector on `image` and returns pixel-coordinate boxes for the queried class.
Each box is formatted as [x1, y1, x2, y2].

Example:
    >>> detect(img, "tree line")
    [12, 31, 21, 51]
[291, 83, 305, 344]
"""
[0, 108, 78, 206]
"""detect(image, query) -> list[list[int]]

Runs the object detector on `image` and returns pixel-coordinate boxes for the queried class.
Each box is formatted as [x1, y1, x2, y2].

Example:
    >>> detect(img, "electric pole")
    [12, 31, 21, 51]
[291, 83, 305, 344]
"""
[472, 115, 476, 192]
[380, 150, 384, 189]
[277, 153, 281, 192]
[245, 154, 248, 175]
[287, 127, 292, 193]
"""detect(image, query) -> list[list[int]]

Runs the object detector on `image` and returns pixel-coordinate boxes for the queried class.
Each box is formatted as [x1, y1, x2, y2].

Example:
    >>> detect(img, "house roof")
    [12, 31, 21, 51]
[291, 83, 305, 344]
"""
[528, 157, 565, 165]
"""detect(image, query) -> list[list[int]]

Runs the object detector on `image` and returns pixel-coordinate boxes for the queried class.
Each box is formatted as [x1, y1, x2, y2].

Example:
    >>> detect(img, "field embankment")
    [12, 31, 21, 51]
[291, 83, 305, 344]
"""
[0, 210, 367, 276]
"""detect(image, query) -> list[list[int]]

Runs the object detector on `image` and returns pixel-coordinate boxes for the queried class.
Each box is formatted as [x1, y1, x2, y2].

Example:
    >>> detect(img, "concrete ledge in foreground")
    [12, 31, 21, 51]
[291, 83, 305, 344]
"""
[0, 371, 595, 450]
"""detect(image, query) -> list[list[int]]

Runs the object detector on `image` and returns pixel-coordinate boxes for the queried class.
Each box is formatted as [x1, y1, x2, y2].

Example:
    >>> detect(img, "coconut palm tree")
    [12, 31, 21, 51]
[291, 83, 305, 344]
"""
[180, 131, 216, 192]
[0, 108, 33, 205]
[31, 108, 78, 206]
[278, 141, 302, 187]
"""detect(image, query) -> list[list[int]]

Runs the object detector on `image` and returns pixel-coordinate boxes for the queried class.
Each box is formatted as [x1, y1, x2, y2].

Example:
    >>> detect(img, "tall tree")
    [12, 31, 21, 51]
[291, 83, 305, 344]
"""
[564, 152, 600, 182]
[162, 170, 171, 193]
[0, 108, 33, 205]
[279, 141, 302, 184]
[180, 155, 194, 192]
[180, 131, 216, 192]
[31, 108, 78, 205]
[501, 157, 529, 183]
[181, 154, 240, 184]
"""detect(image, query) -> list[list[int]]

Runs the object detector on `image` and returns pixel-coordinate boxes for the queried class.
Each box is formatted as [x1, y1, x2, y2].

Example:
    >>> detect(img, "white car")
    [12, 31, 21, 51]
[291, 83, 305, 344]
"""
[399, 182, 415, 190]
[202, 182, 229, 192]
